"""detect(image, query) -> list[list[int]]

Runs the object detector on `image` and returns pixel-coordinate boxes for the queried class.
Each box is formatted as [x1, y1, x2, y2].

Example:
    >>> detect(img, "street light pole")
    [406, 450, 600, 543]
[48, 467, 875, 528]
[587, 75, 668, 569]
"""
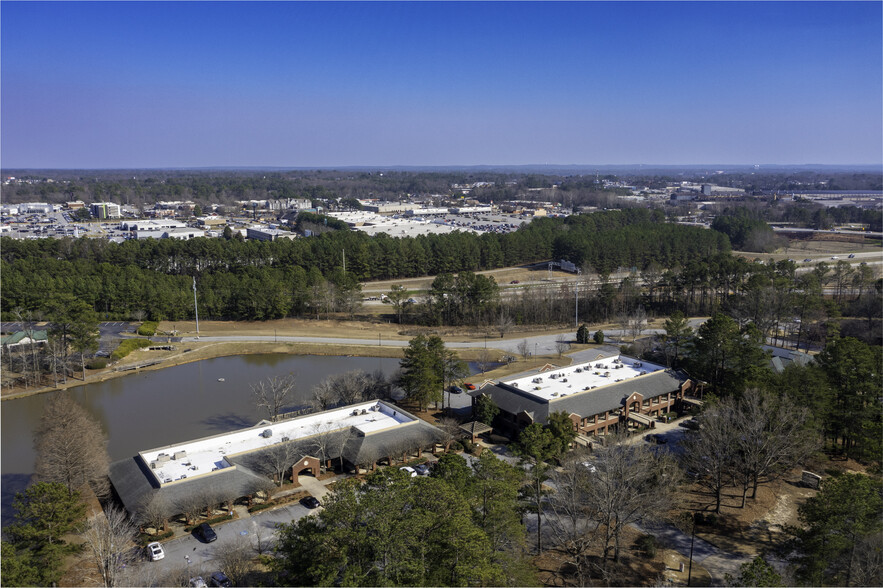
[575, 282, 579, 329]
[192, 277, 199, 336]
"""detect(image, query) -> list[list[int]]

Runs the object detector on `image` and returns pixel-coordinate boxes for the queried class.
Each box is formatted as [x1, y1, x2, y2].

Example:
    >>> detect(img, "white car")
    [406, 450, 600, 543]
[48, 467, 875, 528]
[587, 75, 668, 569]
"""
[400, 466, 417, 477]
[146, 541, 165, 561]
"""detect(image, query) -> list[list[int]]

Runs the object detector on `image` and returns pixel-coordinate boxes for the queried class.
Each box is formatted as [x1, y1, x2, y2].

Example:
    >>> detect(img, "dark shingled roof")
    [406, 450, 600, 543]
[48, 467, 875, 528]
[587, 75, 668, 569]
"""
[341, 420, 444, 467]
[109, 455, 272, 519]
[472, 369, 687, 424]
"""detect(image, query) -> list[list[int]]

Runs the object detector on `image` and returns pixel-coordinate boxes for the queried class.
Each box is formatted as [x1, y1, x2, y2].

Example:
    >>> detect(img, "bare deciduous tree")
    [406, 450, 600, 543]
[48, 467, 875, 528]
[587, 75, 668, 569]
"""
[34, 392, 110, 498]
[258, 441, 302, 486]
[546, 449, 601, 586]
[628, 306, 648, 341]
[137, 493, 172, 533]
[308, 422, 338, 470]
[435, 416, 462, 451]
[681, 404, 737, 514]
[555, 338, 570, 357]
[211, 535, 255, 586]
[723, 389, 816, 506]
[176, 493, 206, 526]
[251, 521, 273, 556]
[517, 339, 531, 360]
[584, 437, 682, 563]
[497, 312, 514, 339]
[80, 504, 138, 588]
[252, 374, 296, 422]
[476, 348, 494, 374]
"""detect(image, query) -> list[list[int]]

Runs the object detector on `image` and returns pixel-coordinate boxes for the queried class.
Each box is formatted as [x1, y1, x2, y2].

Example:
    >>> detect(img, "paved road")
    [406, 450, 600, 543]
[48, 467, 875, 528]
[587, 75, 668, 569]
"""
[177, 319, 708, 358]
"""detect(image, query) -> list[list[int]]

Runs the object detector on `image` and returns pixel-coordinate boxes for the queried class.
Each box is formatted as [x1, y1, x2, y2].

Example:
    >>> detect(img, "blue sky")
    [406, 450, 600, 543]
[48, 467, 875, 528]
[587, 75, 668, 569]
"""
[2, 1, 881, 168]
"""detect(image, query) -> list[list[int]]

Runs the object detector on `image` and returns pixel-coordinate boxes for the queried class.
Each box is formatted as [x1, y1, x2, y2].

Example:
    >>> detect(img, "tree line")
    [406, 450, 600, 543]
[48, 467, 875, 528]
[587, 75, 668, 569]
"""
[1, 210, 730, 321]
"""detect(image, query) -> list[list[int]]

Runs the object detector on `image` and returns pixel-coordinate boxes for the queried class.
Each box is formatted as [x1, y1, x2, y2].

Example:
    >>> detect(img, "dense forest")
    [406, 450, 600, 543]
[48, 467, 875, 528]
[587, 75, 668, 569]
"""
[0, 210, 728, 321]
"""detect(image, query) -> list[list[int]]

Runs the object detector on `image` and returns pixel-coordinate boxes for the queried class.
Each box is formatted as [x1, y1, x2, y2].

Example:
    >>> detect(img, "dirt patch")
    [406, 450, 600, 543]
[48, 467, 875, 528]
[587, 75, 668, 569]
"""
[534, 525, 698, 587]
[683, 469, 819, 559]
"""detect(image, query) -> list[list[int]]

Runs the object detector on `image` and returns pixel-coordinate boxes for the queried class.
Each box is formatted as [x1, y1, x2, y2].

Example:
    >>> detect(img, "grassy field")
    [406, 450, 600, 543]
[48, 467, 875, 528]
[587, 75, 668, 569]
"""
[734, 235, 882, 262]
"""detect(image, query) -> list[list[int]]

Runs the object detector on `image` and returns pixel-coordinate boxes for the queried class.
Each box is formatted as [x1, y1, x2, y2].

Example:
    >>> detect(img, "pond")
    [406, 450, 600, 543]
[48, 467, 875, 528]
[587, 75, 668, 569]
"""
[1, 354, 401, 524]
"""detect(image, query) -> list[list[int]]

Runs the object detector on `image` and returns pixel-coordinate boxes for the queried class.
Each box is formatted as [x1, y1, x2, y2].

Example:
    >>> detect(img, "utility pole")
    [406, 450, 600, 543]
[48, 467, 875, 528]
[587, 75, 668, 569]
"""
[342, 248, 346, 273]
[192, 277, 199, 336]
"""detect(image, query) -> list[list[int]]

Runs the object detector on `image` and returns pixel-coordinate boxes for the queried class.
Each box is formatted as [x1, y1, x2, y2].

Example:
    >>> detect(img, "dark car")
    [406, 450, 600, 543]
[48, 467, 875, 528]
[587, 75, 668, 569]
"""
[301, 496, 321, 509]
[195, 522, 217, 543]
[209, 571, 232, 587]
[449, 385, 464, 394]
[414, 463, 430, 476]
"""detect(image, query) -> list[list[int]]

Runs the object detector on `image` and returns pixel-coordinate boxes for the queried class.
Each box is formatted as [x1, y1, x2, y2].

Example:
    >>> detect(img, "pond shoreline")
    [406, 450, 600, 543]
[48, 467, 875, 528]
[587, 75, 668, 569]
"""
[0, 341, 409, 401]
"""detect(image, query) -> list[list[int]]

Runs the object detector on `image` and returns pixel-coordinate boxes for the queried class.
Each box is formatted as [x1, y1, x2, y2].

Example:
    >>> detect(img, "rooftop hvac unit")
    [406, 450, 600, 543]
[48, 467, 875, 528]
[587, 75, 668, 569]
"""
[361, 409, 368, 414]
[281, 437, 290, 442]
[262, 429, 273, 438]
[157, 454, 170, 463]
[173, 450, 187, 460]
[352, 410, 359, 416]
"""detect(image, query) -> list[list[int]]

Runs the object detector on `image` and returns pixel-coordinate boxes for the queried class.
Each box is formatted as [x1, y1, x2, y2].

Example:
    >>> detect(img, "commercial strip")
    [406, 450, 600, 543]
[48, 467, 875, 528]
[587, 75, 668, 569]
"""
[109, 400, 444, 520]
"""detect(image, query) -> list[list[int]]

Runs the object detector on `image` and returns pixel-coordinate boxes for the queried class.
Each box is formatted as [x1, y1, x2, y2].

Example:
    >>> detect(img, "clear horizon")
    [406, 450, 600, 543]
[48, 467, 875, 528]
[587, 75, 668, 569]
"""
[2, 1, 881, 169]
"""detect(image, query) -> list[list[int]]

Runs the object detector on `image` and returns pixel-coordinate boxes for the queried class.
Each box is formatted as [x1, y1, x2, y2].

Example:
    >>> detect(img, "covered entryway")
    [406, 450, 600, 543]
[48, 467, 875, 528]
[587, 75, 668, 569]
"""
[290, 455, 320, 487]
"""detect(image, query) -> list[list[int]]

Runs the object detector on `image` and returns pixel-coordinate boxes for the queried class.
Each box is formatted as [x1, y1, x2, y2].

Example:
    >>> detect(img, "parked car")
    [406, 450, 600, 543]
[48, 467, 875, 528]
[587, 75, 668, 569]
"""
[449, 385, 463, 394]
[400, 466, 417, 477]
[146, 541, 165, 561]
[464, 383, 476, 390]
[679, 418, 700, 430]
[189, 577, 207, 587]
[414, 463, 430, 476]
[209, 572, 232, 587]
[300, 496, 321, 509]
[510, 280, 520, 284]
[195, 522, 217, 543]
[803, 258, 813, 262]
[848, 253, 856, 258]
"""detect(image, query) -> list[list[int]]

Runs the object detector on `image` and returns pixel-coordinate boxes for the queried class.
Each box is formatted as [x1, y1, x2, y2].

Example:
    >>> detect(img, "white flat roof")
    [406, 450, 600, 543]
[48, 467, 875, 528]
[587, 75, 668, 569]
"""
[504, 355, 666, 401]
[141, 401, 413, 486]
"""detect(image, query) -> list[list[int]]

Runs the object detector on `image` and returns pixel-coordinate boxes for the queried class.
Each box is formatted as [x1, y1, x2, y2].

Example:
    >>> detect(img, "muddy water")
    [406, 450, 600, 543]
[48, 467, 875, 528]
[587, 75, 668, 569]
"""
[1, 354, 400, 522]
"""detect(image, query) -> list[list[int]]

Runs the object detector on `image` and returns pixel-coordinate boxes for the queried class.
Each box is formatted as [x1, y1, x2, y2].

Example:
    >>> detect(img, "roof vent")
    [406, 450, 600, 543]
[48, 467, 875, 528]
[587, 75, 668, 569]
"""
[262, 429, 273, 438]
